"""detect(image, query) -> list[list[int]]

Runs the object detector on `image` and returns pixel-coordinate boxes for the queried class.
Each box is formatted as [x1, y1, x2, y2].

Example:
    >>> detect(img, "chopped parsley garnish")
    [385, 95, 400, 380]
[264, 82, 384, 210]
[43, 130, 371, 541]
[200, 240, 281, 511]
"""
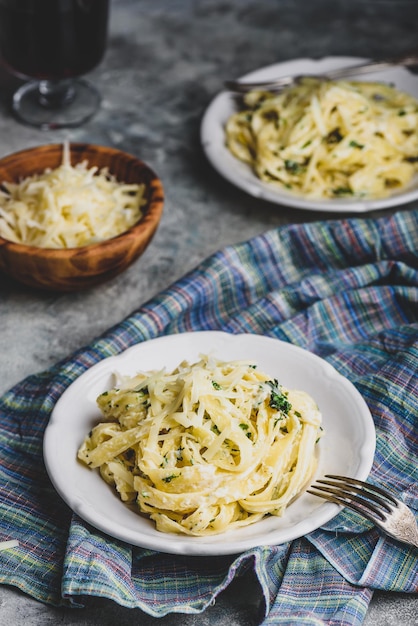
[325, 127, 343, 144]
[162, 474, 179, 483]
[266, 379, 292, 413]
[262, 109, 279, 123]
[315, 426, 324, 444]
[285, 159, 305, 174]
[332, 187, 353, 196]
[238, 423, 253, 440]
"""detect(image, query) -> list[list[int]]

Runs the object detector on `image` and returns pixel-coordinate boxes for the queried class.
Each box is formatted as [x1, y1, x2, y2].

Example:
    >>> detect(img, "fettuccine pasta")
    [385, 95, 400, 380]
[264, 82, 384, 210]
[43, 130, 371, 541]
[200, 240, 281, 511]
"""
[77, 355, 323, 536]
[225, 79, 418, 199]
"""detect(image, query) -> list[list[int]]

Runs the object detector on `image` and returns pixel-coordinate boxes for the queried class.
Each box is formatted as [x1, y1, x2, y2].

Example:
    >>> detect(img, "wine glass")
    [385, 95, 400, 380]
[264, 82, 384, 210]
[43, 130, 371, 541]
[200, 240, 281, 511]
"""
[0, 0, 110, 130]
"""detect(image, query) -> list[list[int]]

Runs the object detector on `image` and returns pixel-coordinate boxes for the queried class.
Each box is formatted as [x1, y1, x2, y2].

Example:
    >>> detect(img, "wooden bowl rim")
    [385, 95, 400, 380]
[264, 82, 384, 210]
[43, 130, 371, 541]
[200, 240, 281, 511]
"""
[0, 143, 164, 258]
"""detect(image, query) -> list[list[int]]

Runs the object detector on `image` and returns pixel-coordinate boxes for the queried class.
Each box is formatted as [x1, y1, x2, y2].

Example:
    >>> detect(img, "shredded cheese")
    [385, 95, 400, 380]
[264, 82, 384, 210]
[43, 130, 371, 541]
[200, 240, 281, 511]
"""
[0, 143, 147, 248]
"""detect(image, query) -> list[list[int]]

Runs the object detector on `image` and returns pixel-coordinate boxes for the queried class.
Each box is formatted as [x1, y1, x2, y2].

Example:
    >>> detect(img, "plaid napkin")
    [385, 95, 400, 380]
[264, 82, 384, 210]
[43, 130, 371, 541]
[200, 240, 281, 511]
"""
[0, 208, 417, 625]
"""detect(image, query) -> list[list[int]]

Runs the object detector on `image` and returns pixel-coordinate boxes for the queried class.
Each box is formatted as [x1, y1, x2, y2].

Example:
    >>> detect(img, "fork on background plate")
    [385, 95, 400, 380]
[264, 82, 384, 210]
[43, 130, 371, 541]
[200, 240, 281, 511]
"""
[308, 475, 418, 549]
[224, 49, 418, 93]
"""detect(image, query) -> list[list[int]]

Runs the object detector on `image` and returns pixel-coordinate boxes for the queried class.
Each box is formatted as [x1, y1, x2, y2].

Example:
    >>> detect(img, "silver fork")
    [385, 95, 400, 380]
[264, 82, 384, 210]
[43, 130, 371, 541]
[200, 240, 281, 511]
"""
[307, 474, 418, 549]
[224, 50, 418, 93]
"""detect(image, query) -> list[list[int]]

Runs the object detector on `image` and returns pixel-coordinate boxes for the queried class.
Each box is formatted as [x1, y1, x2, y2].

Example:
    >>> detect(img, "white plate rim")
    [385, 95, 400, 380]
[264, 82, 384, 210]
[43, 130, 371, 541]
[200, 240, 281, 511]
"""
[201, 56, 418, 213]
[43, 331, 376, 555]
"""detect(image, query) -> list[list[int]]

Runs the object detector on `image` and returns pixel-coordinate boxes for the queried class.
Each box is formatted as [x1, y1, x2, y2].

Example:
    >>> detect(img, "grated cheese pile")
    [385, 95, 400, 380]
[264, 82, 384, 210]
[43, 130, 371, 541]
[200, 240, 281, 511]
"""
[0, 143, 147, 248]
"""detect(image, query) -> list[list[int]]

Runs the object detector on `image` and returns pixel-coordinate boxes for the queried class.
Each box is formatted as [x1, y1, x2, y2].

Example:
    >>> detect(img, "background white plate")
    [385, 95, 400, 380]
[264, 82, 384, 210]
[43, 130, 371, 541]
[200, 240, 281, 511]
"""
[201, 56, 418, 212]
[44, 331, 376, 555]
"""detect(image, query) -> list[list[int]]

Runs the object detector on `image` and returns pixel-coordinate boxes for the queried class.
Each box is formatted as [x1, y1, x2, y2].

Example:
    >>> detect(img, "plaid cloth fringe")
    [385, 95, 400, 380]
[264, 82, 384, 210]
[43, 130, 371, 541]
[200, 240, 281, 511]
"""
[0, 208, 417, 625]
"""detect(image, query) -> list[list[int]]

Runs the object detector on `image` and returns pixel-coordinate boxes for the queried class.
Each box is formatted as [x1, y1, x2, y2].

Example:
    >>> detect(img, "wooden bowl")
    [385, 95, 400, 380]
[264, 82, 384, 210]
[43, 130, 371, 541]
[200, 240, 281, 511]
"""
[0, 143, 164, 291]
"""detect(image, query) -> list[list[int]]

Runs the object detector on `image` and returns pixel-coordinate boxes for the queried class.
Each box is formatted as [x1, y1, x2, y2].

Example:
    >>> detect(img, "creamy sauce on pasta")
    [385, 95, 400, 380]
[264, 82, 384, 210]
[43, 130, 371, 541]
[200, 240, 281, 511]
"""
[225, 79, 418, 200]
[78, 355, 323, 536]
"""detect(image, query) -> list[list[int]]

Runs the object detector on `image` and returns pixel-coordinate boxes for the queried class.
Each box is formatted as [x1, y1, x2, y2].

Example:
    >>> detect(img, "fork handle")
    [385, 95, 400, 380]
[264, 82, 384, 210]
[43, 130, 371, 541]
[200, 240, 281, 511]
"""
[225, 49, 418, 93]
[324, 50, 418, 80]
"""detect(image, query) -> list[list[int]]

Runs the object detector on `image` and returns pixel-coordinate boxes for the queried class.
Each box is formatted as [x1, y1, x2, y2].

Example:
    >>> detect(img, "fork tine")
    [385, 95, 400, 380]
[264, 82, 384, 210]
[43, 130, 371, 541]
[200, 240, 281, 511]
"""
[324, 475, 399, 507]
[306, 486, 382, 527]
[316, 477, 394, 516]
[307, 484, 385, 523]
[308, 475, 418, 548]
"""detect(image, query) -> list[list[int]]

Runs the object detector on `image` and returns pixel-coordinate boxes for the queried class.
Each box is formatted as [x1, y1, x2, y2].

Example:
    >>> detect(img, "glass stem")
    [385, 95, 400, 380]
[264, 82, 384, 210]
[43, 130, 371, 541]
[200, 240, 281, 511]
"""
[38, 79, 76, 109]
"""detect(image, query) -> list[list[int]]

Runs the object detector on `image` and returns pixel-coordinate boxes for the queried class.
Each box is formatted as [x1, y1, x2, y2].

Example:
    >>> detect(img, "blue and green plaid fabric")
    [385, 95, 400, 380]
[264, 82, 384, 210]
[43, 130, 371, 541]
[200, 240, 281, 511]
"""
[0, 208, 417, 625]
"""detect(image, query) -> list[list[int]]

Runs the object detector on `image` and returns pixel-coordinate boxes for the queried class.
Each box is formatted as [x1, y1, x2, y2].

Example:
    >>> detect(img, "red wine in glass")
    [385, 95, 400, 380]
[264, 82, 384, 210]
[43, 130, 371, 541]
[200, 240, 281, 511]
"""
[0, 0, 110, 129]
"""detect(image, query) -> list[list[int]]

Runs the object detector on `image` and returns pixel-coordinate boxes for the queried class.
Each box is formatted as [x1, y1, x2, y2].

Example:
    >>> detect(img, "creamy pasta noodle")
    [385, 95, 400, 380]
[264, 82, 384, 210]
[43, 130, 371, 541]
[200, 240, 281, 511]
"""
[225, 79, 418, 200]
[77, 355, 323, 536]
[0, 143, 146, 248]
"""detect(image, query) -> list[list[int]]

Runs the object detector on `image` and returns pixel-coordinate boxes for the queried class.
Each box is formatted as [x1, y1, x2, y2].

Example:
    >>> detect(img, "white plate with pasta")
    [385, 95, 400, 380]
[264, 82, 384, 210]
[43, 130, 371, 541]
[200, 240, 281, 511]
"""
[44, 331, 375, 555]
[201, 56, 418, 212]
